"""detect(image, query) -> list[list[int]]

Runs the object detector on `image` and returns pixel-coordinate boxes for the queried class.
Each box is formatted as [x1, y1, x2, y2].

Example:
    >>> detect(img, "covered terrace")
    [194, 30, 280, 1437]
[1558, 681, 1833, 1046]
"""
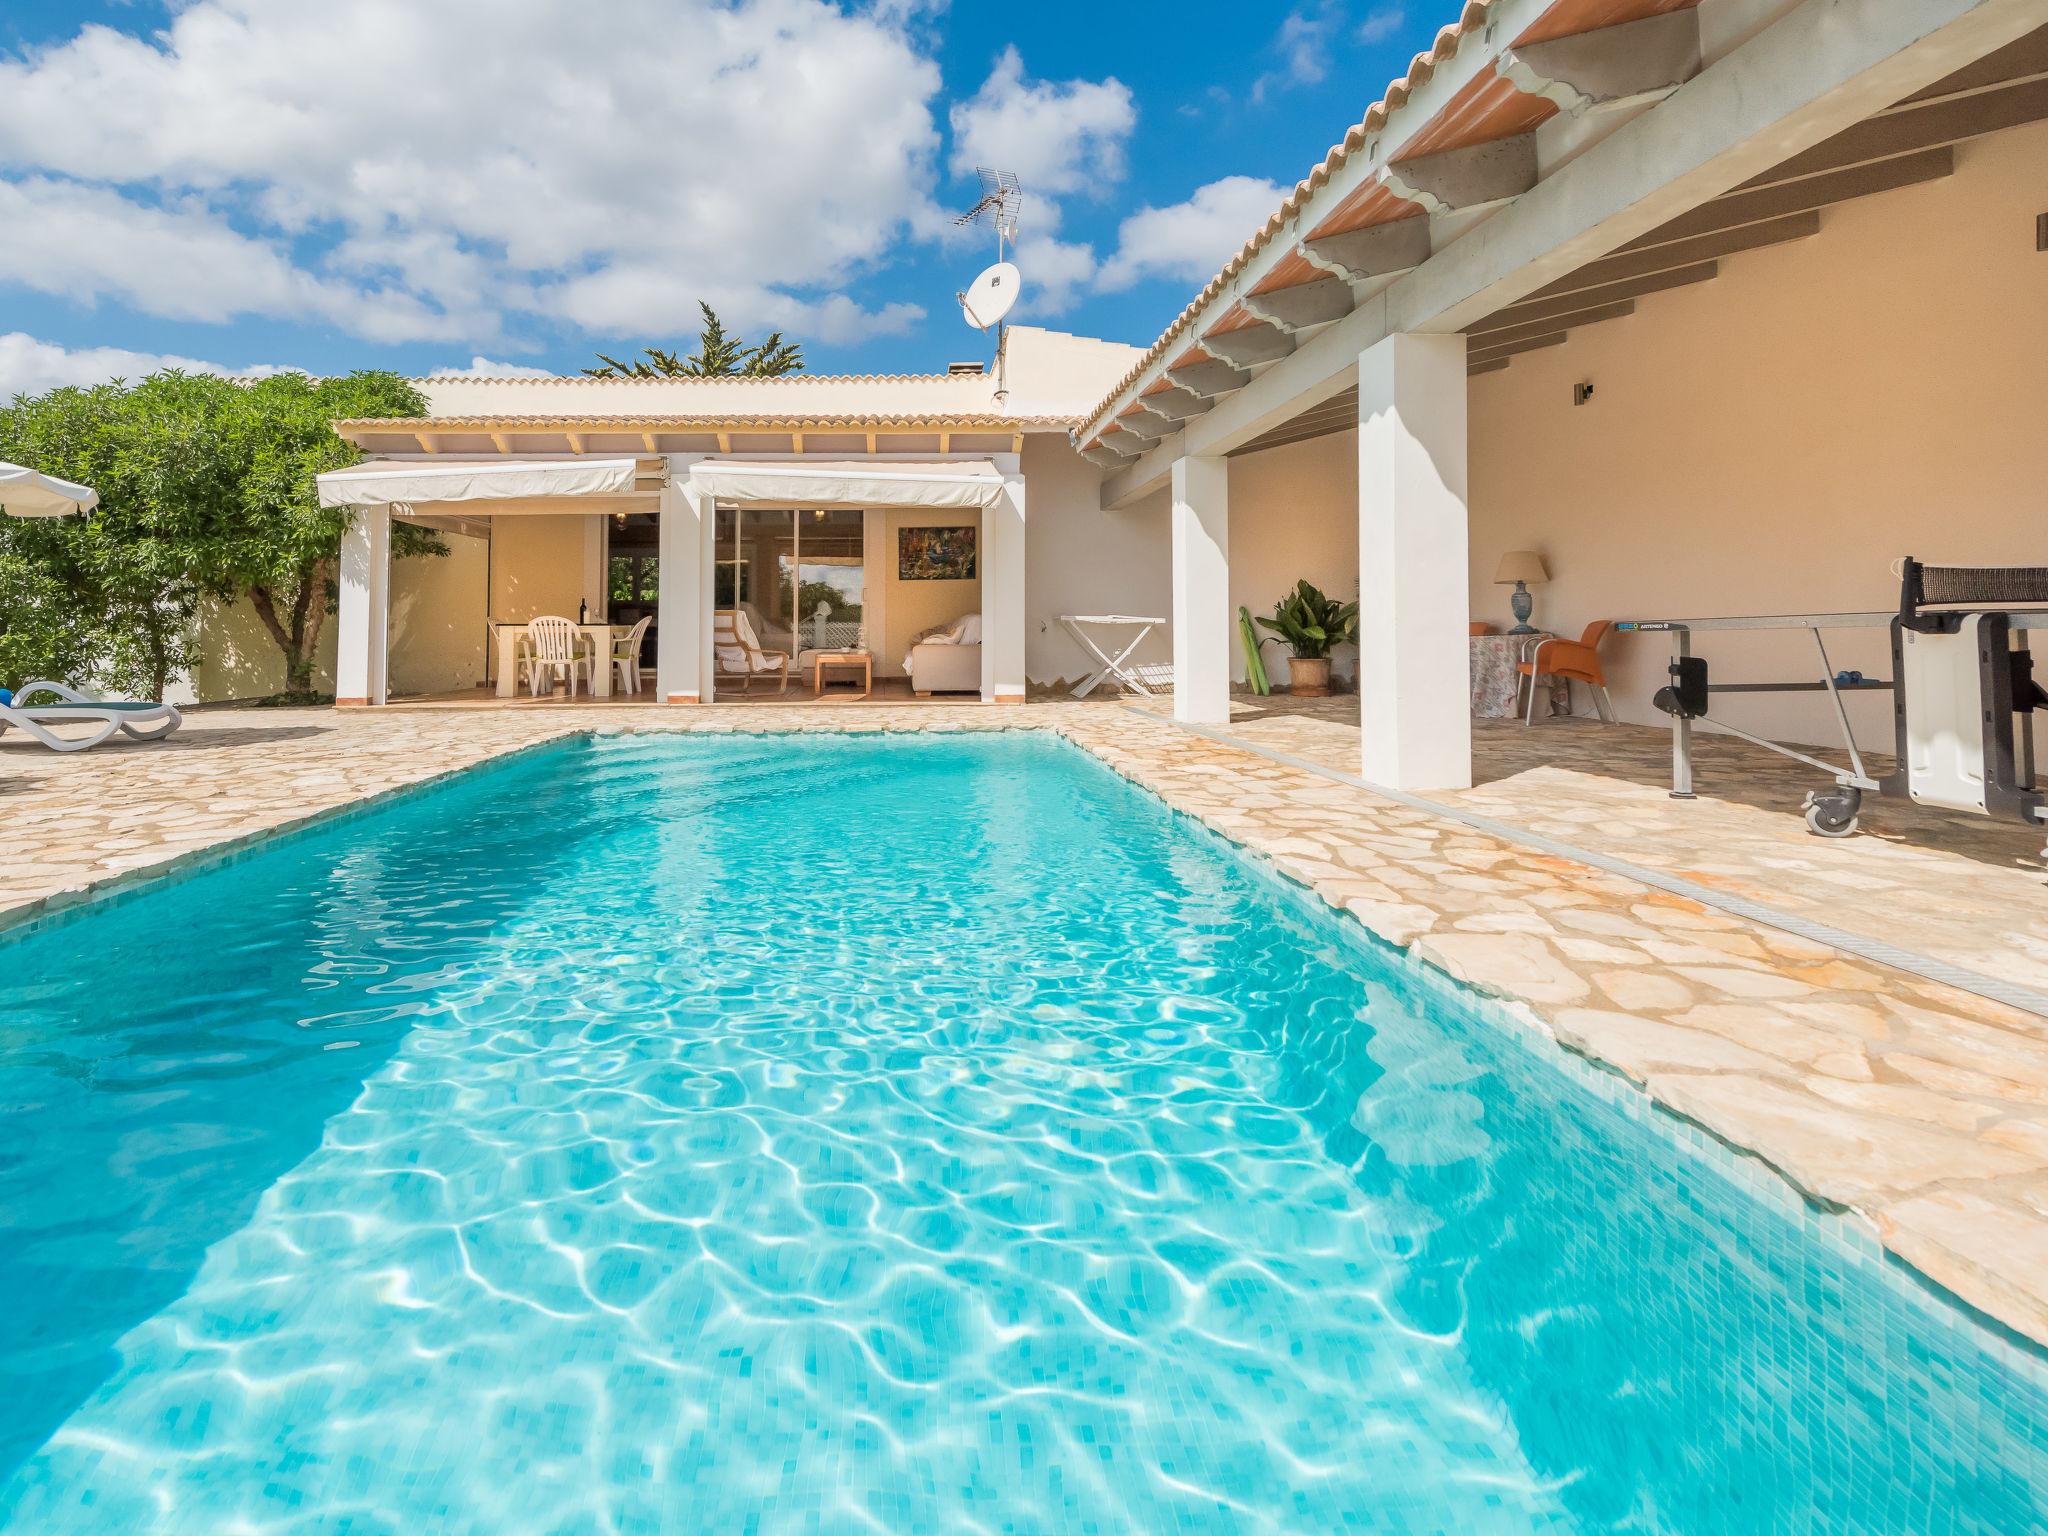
[1080, 0, 2045, 794]
[319, 411, 1035, 709]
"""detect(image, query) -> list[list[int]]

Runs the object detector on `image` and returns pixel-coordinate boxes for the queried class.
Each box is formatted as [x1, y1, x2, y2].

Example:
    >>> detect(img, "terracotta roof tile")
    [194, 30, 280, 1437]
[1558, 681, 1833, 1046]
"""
[335, 413, 1072, 431]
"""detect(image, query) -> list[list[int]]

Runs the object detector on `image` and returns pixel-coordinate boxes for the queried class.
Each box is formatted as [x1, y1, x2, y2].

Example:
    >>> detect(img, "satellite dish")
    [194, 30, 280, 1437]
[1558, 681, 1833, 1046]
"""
[960, 261, 1021, 331]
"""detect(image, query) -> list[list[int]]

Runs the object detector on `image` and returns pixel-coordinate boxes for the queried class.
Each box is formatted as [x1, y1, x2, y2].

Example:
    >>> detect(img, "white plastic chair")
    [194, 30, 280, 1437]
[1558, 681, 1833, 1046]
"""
[611, 615, 653, 695]
[523, 615, 592, 697]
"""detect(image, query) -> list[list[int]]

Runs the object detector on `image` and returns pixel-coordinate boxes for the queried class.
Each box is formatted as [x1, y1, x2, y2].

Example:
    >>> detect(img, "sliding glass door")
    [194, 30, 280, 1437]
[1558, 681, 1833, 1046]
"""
[715, 506, 865, 656]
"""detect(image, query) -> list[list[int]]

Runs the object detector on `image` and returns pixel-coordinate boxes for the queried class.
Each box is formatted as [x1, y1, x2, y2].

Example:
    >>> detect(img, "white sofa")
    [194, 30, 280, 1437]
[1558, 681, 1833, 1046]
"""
[905, 612, 982, 697]
[907, 641, 981, 696]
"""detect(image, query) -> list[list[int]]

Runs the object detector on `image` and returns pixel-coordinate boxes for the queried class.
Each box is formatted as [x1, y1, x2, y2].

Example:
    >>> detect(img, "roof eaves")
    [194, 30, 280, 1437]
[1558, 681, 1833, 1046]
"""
[334, 412, 1077, 430]
[1078, 0, 1500, 440]
[407, 371, 979, 386]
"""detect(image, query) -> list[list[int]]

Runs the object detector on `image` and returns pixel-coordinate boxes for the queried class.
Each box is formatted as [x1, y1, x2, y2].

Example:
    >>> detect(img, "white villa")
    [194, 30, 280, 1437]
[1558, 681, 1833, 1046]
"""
[196, 0, 2045, 795]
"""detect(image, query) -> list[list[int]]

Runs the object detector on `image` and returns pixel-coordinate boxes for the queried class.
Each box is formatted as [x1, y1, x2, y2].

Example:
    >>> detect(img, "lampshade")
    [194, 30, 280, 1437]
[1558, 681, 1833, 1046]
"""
[1493, 550, 1549, 586]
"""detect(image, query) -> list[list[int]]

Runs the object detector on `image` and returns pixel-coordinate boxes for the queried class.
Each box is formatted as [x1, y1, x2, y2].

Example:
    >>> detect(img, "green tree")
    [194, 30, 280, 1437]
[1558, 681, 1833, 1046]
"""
[0, 374, 238, 699]
[585, 301, 806, 378]
[796, 578, 860, 622]
[0, 369, 440, 701]
[223, 372, 443, 695]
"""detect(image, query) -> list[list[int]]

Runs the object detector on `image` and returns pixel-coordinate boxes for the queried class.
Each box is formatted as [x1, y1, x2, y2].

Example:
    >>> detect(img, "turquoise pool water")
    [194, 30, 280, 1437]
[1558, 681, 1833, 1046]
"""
[0, 731, 2042, 1533]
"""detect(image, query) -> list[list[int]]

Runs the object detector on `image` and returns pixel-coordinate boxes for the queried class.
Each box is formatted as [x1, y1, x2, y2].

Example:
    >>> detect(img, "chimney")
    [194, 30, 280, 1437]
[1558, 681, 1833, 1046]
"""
[947, 361, 986, 376]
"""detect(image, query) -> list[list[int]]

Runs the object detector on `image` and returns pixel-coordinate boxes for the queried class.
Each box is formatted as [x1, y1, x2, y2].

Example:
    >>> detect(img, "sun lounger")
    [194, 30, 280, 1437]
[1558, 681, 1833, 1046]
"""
[0, 680, 183, 752]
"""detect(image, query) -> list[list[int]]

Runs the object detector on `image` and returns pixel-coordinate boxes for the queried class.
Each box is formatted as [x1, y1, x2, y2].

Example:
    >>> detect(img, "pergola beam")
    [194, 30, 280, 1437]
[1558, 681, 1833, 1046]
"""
[1623, 145, 1954, 249]
[1300, 217, 1433, 282]
[1241, 276, 1358, 334]
[1495, 10, 1702, 116]
[1080, 442, 1135, 469]
[1138, 385, 1214, 421]
[1520, 210, 1819, 303]
[1382, 133, 1538, 215]
[1466, 331, 1568, 366]
[1739, 72, 2048, 188]
[1464, 299, 1635, 349]
[1480, 260, 1717, 331]
[1116, 410, 1177, 441]
[1166, 359, 1253, 396]
[1200, 322, 1296, 368]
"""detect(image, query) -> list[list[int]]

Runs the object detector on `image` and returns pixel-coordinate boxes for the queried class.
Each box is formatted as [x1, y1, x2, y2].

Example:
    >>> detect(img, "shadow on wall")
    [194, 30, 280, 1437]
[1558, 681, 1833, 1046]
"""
[191, 532, 489, 702]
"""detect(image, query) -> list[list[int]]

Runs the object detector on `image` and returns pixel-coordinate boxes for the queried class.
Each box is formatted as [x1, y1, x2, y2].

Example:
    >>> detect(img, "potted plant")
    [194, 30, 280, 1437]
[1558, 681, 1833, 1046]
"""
[1256, 579, 1358, 697]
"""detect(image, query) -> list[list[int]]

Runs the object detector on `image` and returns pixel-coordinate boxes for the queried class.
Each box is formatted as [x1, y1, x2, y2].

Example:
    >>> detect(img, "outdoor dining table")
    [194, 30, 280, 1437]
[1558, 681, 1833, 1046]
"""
[1470, 630, 1568, 719]
[490, 621, 627, 698]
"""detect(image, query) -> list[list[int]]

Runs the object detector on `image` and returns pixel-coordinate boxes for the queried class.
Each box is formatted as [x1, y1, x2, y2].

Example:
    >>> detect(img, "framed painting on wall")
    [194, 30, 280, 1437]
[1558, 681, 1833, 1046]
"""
[898, 525, 978, 581]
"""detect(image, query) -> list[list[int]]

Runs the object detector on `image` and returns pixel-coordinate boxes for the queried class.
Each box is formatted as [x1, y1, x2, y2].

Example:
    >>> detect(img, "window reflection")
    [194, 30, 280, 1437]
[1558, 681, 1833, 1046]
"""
[715, 506, 866, 660]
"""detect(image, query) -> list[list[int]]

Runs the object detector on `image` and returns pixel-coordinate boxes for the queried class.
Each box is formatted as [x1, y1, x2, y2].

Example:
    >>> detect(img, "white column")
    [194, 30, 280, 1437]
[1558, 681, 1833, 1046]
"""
[335, 503, 390, 707]
[698, 482, 718, 703]
[982, 455, 1026, 703]
[1171, 455, 1231, 724]
[862, 509, 890, 674]
[1357, 332, 1471, 789]
[655, 467, 707, 704]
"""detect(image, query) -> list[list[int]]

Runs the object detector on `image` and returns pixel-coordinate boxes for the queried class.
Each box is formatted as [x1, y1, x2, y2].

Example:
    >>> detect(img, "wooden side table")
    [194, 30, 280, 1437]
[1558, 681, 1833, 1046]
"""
[811, 651, 872, 699]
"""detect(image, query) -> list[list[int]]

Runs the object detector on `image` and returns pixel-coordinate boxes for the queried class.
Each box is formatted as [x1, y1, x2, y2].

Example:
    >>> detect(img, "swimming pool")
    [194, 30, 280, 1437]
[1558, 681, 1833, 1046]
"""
[0, 730, 2042, 1532]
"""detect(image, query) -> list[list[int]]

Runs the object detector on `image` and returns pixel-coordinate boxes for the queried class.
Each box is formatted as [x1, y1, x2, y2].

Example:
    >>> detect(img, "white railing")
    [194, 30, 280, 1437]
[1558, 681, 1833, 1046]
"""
[808, 617, 864, 650]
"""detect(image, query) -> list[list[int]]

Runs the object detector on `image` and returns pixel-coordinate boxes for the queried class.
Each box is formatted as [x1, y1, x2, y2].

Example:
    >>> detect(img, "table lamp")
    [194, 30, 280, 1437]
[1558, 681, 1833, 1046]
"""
[1493, 551, 1549, 634]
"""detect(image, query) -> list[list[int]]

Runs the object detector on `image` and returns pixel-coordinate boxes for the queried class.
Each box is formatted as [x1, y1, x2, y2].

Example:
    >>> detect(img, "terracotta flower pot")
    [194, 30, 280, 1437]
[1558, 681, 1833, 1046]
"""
[1286, 655, 1332, 697]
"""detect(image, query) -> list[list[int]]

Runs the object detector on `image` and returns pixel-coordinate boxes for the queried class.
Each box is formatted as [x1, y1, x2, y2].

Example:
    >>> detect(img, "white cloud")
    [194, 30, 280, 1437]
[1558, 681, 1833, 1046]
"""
[0, 0, 949, 347]
[948, 47, 1135, 197]
[1009, 231, 1102, 318]
[0, 178, 467, 341]
[424, 356, 556, 381]
[1357, 6, 1406, 45]
[1254, 5, 1345, 102]
[0, 331, 290, 401]
[1096, 176, 1289, 293]
[939, 48, 1139, 317]
[547, 267, 924, 346]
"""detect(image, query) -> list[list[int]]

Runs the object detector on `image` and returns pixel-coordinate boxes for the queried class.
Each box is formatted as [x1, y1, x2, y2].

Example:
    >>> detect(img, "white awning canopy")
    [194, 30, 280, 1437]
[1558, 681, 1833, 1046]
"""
[689, 459, 1003, 509]
[0, 461, 98, 518]
[317, 456, 644, 508]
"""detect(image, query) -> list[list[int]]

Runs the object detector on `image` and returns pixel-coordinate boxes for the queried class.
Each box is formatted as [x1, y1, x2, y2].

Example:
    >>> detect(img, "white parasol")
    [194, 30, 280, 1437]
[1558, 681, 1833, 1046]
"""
[0, 461, 99, 517]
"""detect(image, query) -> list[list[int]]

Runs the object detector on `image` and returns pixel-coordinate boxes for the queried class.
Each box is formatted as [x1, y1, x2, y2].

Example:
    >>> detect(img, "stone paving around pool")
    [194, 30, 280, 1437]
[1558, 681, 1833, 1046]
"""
[6, 700, 2047, 1349]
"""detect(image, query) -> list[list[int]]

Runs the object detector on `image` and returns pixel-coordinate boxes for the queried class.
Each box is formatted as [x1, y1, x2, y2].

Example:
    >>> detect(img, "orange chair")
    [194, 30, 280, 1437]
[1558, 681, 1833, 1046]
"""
[1517, 620, 1615, 725]
[1468, 621, 1494, 637]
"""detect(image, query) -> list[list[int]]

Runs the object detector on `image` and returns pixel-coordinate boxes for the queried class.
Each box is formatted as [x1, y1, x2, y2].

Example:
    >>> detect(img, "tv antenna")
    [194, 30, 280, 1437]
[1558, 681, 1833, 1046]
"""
[955, 167, 1022, 260]
[955, 169, 1024, 400]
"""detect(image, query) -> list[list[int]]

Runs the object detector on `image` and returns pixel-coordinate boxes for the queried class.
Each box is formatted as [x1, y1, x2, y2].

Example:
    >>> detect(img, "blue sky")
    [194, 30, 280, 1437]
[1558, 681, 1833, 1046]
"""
[0, 1, 1425, 393]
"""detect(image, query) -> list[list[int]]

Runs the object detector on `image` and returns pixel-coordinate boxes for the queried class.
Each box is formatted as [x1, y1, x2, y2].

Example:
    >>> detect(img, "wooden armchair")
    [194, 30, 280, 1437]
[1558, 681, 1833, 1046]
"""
[1516, 620, 1615, 725]
[714, 609, 789, 694]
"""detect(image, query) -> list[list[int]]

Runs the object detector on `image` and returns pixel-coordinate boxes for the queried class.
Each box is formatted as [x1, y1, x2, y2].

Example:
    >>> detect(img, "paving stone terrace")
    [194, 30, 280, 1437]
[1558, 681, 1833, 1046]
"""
[5, 699, 2048, 1349]
[1131, 692, 2048, 1001]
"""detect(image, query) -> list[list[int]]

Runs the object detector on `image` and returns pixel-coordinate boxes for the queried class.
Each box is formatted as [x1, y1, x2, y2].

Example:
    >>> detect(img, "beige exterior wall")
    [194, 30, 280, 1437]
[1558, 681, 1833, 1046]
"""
[1053, 432, 1361, 694]
[194, 531, 488, 701]
[1467, 120, 2048, 752]
[1226, 433, 1360, 691]
[1022, 434, 1171, 689]
[389, 530, 489, 695]
[489, 514, 591, 624]
[876, 508, 982, 678]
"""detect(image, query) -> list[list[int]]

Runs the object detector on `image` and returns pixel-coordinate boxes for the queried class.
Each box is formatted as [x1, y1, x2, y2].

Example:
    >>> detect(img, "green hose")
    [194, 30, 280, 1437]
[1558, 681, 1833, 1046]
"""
[1238, 606, 1270, 696]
